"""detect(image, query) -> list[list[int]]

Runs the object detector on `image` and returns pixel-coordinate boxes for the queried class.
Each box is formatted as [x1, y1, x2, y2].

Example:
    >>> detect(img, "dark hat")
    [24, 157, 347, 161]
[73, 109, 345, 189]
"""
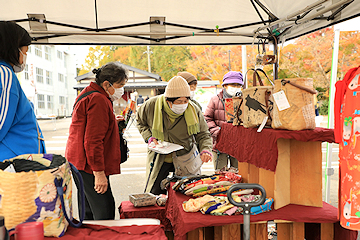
[177, 72, 197, 84]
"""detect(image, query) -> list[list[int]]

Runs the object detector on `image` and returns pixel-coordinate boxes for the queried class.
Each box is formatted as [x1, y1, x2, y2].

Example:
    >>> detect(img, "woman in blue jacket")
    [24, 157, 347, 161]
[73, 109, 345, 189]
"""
[0, 21, 46, 161]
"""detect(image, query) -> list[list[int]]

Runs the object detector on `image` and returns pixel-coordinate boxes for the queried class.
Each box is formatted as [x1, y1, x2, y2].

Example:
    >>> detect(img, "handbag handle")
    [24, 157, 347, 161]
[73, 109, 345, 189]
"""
[246, 69, 274, 87]
[54, 162, 85, 228]
[281, 79, 317, 94]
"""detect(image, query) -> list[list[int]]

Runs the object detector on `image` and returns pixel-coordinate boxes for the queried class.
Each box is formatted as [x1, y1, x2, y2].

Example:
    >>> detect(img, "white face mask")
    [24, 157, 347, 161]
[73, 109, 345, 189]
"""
[190, 91, 195, 99]
[107, 83, 124, 101]
[13, 49, 27, 73]
[171, 103, 188, 114]
[226, 86, 242, 97]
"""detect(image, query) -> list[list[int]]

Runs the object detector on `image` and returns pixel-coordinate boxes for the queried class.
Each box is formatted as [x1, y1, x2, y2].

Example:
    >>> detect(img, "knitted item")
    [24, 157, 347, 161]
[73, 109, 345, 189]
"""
[177, 72, 197, 84]
[164, 76, 191, 98]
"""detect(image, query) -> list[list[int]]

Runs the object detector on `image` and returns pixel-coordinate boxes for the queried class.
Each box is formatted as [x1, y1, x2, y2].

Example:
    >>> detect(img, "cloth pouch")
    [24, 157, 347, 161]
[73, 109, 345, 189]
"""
[172, 144, 202, 176]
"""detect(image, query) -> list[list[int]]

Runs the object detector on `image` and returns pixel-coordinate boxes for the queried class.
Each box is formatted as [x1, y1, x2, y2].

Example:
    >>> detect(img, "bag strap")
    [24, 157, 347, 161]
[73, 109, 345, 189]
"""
[234, 98, 244, 124]
[281, 79, 317, 94]
[55, 162, 85, 228]
[245, 69, 275, 87]
[73, 90, 100, 110]
[35, 121, 44, 154]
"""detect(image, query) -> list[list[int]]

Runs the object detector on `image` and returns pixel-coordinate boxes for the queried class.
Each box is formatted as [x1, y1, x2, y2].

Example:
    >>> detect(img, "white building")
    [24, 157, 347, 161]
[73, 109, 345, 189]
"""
[17, 45, 77, 118]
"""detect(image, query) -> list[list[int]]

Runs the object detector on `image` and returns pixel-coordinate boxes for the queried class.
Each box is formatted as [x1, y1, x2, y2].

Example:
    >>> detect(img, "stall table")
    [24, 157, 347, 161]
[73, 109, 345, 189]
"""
[215, 123, 335, 209]
[119, 201, 172, 230]
[165, 184, 357, 240]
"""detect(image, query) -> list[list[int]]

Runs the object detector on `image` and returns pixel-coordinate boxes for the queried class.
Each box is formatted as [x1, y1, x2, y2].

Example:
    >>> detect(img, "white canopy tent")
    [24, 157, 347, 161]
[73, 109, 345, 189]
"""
[1, 0, 359, 46]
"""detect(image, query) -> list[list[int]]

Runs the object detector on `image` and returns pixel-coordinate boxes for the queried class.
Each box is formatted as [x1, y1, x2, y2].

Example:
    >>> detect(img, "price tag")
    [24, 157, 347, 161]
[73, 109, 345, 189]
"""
[273, 90, 290, 111]
[257, 116, 268, 132]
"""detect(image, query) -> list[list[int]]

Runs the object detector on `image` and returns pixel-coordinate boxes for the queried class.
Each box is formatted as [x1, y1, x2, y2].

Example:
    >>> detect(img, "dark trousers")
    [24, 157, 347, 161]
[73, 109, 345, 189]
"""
[150, 162, 175, 195]
[73, 170, 115, 220]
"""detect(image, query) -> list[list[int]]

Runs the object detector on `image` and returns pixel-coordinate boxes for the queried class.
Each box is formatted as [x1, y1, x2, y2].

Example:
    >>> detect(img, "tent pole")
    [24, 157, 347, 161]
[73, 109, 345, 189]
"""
[273, 37, 278, 81]
[325, 27, 340, 203]
[242, 45, 247, 88]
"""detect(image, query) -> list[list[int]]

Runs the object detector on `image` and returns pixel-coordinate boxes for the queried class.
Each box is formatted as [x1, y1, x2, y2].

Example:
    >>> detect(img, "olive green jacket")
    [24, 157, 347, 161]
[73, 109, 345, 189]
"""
[136, 95, 212, 192]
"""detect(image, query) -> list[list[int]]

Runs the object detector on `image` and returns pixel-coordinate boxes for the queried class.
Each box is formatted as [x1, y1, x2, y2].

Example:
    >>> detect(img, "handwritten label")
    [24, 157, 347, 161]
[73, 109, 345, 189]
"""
[273, 90, 290, 111]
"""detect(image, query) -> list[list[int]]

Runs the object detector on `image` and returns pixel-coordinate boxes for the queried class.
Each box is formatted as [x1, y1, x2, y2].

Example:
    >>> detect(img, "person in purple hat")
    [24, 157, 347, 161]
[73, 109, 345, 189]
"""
[204, 71, 244, 170]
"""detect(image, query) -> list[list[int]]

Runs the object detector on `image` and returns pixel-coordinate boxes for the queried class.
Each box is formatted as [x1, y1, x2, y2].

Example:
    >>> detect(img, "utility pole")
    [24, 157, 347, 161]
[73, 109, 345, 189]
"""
[228, 49, 231, 71]
[143, 46, 153, 73]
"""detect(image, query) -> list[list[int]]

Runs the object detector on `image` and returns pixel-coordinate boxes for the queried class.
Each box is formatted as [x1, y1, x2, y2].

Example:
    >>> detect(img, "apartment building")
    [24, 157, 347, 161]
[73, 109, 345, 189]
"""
[17, 45, 77, 118]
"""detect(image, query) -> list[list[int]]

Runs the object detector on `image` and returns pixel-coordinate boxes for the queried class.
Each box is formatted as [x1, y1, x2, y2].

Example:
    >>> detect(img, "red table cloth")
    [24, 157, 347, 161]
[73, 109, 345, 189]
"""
[215, 123, 335, 171]
[119, 201, 172, 230]
[44, 224, 167, 240]
[166, 184, 356, 240]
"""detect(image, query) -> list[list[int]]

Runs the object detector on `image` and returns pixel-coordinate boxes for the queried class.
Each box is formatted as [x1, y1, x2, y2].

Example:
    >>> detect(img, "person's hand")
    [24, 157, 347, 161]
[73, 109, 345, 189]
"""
[200, 150, 213, 163]
[116, 115, 125, 123]
[148, 137, 158, 146]
[93, 171, 108, 194]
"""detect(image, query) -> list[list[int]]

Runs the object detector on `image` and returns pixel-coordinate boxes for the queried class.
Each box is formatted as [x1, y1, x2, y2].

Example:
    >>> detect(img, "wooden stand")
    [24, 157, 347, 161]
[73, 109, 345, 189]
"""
[238, 138, 323, 210]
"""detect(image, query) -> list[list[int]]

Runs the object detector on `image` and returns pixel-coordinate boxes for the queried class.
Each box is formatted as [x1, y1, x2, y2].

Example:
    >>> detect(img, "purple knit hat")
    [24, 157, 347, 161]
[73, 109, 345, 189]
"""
[222, 71, 244, 86]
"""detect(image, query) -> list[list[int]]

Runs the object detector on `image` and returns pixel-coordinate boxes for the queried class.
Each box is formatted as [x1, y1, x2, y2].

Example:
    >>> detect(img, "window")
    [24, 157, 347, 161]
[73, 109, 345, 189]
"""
[24, 64, 29, 80]
[65, 76, 67, 88]
[59, 96, 65, 104]
[34, 46, 42, 57]
[36, 68, 43, 83]
[58, 73, 64, 82]
[37, 94, 45, 109]
[47, 95, 54, 110]
[57, 50, 63, 60]
[28, 46, 31, 53]
[46, 71, 52, 85]
[44, 46, 51, 61]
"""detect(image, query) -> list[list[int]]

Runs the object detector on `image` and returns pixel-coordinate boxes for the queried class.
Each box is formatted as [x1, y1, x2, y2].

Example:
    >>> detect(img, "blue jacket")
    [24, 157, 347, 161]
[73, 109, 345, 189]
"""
[0, 60, 46, 161]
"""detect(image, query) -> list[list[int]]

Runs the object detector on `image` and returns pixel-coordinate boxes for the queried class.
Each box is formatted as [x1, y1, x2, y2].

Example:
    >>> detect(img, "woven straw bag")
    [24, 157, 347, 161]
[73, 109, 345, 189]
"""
[271, 78, 317, 130]
[0, 154, 84, 237]
[242, 69, 274, 128]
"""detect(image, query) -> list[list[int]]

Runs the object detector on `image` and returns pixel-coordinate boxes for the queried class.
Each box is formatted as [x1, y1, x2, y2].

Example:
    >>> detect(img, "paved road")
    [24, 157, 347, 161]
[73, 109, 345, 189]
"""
[38, 116, 340, 221]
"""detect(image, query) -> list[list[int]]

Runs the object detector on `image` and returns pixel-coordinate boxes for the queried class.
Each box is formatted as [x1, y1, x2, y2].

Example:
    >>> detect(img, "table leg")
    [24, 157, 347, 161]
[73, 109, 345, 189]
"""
[214, 224, 241, 240]
[187, 228, 204, 240]
[290, 222, 305, 240]
[321, 222, 334, 240]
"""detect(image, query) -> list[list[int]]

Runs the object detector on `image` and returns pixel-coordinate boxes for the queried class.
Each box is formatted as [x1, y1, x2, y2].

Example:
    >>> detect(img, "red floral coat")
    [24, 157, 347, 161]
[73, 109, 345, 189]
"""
[65, 82, 121, 176]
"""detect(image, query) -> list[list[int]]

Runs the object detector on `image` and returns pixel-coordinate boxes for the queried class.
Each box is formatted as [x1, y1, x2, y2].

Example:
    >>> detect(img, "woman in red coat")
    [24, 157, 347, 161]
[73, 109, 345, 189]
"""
[66, 62, 128, 220]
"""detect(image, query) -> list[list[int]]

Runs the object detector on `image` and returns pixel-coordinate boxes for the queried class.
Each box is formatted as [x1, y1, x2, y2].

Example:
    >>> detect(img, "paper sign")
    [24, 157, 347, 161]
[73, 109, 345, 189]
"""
[273, 90, 291, 111]
[148, 141, 184, 154]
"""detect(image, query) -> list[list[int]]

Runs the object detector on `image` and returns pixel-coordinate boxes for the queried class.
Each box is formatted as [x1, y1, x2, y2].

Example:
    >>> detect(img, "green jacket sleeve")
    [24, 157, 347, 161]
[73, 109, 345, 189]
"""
[194, 108, 213, 152]
[136, 98, 155, 142]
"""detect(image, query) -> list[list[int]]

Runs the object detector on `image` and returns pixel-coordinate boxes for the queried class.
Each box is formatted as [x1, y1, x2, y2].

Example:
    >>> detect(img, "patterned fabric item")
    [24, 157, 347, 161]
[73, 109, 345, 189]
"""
[335, 66, 360, 230]
[0, 154, 73, 237]
[193, 185, 232, 198]
[251, 198, 274, 215]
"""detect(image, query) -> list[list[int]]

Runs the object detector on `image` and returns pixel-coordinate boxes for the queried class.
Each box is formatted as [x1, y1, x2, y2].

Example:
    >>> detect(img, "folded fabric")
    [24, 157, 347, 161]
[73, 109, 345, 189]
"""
[210, 203, 234, 215]
[193, 185, 232, 198]
[250, 198, 274, 215]
[182, 195, 215, 212]
[224, 206, 238, 216]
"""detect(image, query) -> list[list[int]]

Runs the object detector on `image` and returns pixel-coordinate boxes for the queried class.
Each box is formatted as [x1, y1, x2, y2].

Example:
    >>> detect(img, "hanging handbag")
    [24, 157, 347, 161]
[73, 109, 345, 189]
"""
[242, 69, 274, 128]
[271, 78, 317, 130]
[172, 144, 202, 176]
[0, 154, 85, 237]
